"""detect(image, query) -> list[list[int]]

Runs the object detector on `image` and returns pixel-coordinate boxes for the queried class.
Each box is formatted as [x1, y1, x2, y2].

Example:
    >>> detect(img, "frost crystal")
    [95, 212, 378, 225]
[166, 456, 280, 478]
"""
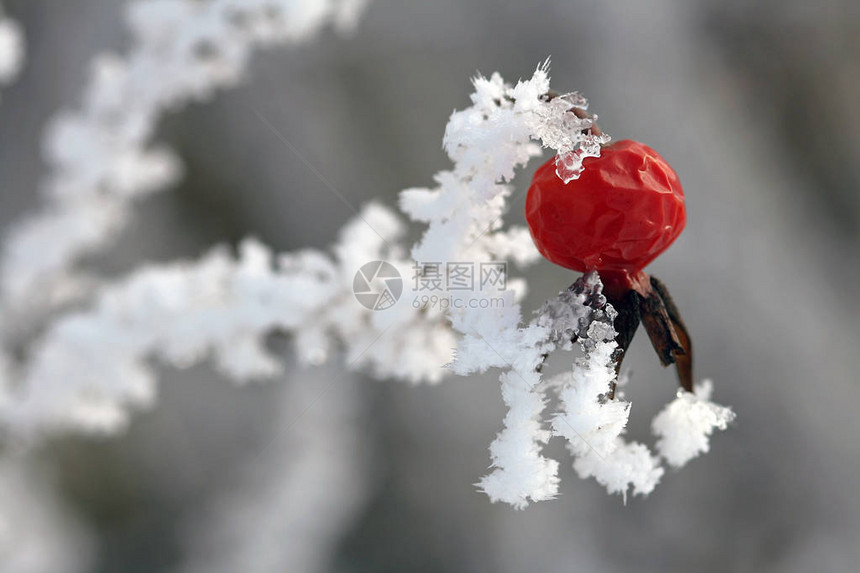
[652, 380, 736, 468]
[549, 277, 664, 500]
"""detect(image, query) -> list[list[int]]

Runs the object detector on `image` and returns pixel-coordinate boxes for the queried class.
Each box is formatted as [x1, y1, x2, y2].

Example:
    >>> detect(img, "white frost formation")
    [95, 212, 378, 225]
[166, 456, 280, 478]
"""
[0, 0, 368, 316]
[652, 380, 737, 468]
[549, 278, 664, 501]
[3, 204, 453, 437]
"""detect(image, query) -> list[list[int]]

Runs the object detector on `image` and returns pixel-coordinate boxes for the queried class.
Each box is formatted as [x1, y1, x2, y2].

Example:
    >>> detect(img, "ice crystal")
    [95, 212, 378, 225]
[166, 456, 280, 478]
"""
[652, 380, 736, 468]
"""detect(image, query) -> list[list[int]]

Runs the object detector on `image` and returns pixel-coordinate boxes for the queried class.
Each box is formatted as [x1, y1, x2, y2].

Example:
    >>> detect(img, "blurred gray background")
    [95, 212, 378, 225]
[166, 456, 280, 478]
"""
[1, 0, 860, 572]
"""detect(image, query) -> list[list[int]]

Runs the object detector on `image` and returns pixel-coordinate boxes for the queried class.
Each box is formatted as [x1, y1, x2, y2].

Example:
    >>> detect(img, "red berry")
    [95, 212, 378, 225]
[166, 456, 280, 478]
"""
[525, 139, 686, 298]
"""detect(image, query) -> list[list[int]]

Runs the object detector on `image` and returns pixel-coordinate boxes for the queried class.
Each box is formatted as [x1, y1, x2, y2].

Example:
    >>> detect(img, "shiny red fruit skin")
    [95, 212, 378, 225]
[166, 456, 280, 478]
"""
[525, 140, 686, 296]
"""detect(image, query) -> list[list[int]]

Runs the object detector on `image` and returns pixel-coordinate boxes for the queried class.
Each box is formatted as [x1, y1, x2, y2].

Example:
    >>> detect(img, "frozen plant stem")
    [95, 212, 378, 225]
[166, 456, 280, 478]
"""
[0, 0, 370, 322]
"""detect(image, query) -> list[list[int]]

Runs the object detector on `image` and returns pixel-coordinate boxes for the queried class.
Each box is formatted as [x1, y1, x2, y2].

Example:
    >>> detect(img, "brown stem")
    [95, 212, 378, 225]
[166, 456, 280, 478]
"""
[639, 287, 683, 368]
[649, 276, 694, 393]
[604, 273, 695, 395]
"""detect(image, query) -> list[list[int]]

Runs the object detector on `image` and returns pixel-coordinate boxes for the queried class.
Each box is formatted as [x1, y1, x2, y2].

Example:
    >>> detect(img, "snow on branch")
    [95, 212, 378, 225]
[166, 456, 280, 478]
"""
[547, 276, 663, 500]
[0, 0, 368, 316]
[402, 64, 607, 268]
[2, 203, 455, 438]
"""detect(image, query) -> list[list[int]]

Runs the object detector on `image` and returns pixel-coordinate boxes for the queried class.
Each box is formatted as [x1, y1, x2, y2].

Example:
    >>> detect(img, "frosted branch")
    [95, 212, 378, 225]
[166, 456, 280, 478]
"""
[2, 204, 454, 438]
[0, 0, 368, 315]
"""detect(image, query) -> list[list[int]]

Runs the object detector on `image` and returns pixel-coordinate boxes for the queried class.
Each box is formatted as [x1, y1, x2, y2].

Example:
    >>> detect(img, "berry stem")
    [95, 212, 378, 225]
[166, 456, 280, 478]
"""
[600, 269, 651, 302]
[649, 276, 694, 393]
[602, 272, 695, 396]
